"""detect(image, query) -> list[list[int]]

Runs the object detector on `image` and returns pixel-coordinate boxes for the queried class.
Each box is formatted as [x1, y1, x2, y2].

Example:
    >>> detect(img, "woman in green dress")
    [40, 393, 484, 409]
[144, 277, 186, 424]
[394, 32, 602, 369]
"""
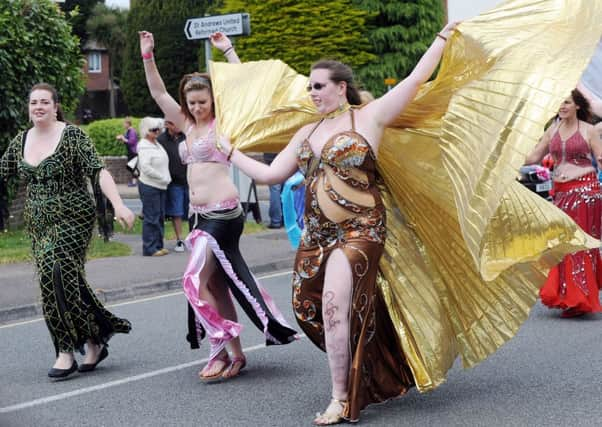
[0, 83, 135, 379]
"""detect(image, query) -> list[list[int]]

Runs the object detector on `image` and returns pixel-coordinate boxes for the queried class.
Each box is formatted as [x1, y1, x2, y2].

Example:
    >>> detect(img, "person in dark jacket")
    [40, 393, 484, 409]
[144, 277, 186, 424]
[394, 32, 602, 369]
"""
[157, 119, 188, 252]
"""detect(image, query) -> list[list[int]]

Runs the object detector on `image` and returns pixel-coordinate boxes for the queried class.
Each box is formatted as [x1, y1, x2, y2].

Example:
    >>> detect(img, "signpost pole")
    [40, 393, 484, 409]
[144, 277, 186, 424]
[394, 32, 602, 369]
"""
[204, 39, 212, 74]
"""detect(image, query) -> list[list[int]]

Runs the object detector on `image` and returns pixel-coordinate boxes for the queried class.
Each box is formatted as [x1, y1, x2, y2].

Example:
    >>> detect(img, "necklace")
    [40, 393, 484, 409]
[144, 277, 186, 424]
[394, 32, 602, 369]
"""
[323, 102, 351, 119]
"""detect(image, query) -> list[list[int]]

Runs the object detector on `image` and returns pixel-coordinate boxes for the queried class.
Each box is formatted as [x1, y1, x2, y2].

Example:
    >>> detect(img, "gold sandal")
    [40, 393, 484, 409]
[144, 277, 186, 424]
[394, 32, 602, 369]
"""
[313, 398, 349, 426]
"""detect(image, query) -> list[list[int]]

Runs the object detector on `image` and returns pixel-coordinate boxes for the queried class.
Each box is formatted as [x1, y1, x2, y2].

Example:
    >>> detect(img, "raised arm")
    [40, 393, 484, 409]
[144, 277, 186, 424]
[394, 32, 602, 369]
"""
[219, 127, 309, 185]
[139, 31, 185, 130]
[362, 21, 459, 128]
[209, 32, 241, 64]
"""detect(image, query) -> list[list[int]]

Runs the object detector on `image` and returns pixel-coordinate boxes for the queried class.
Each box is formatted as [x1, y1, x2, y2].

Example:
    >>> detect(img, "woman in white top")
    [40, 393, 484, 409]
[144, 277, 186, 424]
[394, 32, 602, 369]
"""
[137, 117, 171, 256]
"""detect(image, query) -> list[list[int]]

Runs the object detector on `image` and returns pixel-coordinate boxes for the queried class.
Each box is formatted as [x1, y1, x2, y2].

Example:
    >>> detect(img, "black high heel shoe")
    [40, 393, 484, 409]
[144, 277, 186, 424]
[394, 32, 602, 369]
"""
[48, 360, 78, 379]
[78, 346, 108, 372]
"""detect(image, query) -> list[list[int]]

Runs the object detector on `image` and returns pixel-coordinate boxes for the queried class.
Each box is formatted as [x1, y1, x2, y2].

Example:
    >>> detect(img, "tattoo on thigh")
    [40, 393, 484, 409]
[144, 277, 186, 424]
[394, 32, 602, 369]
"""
[324, 290, 340, 331]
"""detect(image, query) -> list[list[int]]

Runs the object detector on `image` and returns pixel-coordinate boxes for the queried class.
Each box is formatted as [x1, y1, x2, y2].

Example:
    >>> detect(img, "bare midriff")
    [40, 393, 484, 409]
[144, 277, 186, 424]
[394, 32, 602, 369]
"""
[188, 162, 239, 205]
[315, 165, 375, 223]
[553, 163, 595, 183]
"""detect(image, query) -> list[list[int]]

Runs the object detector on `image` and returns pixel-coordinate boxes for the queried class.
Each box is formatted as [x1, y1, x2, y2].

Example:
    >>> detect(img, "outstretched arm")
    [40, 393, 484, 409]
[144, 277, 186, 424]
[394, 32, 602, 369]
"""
[218, 128, 308, 185]
[363, 21, 459, 128]
[139, 31, 186, 130]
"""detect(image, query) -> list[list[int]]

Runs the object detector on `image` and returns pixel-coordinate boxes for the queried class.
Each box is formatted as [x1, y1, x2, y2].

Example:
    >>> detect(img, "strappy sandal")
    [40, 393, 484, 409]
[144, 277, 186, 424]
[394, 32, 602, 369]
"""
[222, 355, 246, 379]
[198, 352, 231, 383]
[313, 398, 349, 425]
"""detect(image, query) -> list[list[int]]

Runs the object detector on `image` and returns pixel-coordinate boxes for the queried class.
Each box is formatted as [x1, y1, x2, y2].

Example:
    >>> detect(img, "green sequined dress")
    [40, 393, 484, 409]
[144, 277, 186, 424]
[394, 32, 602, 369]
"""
[0, 124, 131, 355]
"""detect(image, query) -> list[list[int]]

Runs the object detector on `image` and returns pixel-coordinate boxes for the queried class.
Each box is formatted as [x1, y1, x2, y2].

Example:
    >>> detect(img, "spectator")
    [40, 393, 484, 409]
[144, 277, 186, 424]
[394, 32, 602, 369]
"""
[116, 117, 139, 187]
[157, 119, 188, 252]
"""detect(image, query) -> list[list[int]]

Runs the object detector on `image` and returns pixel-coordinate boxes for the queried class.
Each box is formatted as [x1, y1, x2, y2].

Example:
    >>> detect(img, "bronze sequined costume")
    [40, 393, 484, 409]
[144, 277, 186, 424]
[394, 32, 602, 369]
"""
[294, 111, 414, 420]
[0, 125, 131, 356]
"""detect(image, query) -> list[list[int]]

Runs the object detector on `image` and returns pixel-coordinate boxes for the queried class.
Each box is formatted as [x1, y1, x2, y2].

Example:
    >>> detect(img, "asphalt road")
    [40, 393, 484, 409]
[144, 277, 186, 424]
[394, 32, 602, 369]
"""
[1, 272, 601, 427]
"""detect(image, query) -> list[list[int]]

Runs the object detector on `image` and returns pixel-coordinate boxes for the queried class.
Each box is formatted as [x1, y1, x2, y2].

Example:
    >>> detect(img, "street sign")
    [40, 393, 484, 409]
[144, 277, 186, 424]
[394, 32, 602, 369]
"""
[185, 13, 250, 40]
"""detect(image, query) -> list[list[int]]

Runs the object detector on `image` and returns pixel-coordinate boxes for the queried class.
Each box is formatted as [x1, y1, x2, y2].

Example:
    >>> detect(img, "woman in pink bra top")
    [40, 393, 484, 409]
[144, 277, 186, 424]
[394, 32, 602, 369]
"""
[525, 88, 602, 317]
[139, 30, 297, 382]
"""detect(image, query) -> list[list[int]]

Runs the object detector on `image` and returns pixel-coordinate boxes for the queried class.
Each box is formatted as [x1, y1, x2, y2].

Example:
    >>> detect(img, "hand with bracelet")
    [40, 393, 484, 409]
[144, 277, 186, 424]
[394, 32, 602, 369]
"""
[209, 31, 239, 61]
[139, 30, 155, 61]
[437, 20, 460, 42]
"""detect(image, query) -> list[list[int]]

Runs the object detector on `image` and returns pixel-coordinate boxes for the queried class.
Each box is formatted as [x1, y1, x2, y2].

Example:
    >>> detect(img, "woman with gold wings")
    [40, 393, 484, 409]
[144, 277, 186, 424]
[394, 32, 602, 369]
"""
[213, 0, 602, 424]
[218, 21, 458, 425]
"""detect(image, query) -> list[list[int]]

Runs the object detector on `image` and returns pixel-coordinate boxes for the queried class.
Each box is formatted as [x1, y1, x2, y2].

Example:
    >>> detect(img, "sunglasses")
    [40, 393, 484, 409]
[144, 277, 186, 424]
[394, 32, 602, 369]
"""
[149, 128, 161, 132]
[306, 82, 329, 92]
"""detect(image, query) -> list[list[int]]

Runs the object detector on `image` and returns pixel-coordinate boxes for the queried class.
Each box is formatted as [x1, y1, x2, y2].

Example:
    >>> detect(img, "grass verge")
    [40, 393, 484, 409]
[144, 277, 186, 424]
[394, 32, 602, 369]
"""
[0, 229, 131, 264]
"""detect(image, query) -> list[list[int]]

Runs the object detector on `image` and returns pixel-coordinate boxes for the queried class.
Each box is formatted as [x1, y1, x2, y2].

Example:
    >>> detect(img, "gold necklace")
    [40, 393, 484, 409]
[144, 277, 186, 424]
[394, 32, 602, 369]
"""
[323, 102, 351, 119]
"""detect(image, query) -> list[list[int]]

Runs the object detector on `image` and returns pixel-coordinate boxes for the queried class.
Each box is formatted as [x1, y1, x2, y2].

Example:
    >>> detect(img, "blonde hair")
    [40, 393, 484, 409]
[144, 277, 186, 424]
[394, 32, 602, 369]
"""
[139, 116, 163, 138]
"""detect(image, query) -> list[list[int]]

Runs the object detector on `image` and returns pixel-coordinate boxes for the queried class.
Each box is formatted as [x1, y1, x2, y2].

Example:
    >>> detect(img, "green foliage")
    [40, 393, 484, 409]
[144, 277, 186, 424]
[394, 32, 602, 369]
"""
[353, 0, 445, 96]
[215, 0, 375, 74]
[121, 0, 208, 116]
[0, 0, 85, 156]
[86, 3, 128, 83]
[83, 117, 141, 156]
[59, 0, 102, 47]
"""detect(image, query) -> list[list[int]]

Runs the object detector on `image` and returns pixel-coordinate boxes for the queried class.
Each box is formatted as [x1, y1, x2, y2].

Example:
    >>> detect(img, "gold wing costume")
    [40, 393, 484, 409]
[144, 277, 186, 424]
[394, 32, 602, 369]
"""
[210, 0, 602, 392]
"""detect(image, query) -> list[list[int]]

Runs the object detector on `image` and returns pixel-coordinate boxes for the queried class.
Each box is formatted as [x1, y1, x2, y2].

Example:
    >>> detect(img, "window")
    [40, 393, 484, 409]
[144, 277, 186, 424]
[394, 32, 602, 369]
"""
[88, 52, 101, 73]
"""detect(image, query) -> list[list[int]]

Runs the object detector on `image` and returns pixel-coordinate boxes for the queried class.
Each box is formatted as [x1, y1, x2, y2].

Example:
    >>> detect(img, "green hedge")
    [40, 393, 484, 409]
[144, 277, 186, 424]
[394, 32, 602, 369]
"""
[82, 117, 141, 156]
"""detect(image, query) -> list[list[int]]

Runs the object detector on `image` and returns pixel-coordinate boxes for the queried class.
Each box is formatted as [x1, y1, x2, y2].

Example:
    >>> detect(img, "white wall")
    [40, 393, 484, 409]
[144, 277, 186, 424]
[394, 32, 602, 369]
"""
[448, 0, 502, 22]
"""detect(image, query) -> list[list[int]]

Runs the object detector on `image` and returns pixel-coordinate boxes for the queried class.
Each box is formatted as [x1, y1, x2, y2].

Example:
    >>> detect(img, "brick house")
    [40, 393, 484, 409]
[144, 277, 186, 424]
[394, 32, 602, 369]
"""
[77, 40, 128, 122]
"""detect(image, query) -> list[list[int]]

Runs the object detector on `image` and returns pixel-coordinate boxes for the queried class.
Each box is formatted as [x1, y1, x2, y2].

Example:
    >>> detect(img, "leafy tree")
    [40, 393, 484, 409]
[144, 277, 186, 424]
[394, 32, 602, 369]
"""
[353, 0, 445, 96]
[86, 3, 128, 117]
[214, 0, 375, 74]
[121, 0, 207, 116]
[0, 0, 85, 155]
[59, 0, 102, 47]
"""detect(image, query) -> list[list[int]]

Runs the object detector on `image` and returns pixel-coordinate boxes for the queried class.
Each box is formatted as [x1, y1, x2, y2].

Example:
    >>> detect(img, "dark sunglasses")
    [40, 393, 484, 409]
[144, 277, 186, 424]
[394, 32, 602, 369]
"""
[306, 82, 329, 92]
[149, 128, 161, 132]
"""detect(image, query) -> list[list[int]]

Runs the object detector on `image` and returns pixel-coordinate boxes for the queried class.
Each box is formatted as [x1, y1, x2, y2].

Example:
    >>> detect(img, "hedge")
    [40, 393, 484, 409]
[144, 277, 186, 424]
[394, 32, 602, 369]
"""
[82, 117, 141, 156]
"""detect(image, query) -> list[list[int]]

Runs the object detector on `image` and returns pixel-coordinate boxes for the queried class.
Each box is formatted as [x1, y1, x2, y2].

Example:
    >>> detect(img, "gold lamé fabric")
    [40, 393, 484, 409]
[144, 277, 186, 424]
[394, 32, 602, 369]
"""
[210, 0, 602, 392]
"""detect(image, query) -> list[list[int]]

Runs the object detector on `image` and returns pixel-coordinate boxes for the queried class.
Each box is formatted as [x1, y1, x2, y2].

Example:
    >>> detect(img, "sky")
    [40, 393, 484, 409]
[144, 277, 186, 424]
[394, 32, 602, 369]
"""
[105, 0, 129, 9]
[105, 0, 504, 20]
[448, 0, 502, 22]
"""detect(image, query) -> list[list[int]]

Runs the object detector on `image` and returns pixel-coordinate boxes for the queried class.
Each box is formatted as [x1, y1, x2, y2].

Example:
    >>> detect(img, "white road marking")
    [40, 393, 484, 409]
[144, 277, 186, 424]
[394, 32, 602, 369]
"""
[0, 334, 306, 414]
[0, 270, 291, 329]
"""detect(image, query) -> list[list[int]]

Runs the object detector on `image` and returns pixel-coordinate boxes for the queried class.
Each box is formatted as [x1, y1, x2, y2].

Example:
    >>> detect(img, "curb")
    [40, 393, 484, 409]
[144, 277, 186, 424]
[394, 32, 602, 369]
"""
[0, 258, 294, 326]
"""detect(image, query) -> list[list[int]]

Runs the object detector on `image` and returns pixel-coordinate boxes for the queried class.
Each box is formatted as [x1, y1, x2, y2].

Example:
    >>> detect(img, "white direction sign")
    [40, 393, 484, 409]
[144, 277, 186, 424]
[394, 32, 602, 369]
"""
[185, 13, 250, 40]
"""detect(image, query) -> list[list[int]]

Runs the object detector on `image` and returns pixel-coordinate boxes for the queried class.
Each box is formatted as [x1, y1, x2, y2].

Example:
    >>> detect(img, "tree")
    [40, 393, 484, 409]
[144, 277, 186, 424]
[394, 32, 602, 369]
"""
[214, 0, 375, 74]
[353, 0, 445, 96]
[0, 0, 85, 155]
[59, 0, 102, 47]
[86, 3, 128, 117]
[121, 0, 207, 116]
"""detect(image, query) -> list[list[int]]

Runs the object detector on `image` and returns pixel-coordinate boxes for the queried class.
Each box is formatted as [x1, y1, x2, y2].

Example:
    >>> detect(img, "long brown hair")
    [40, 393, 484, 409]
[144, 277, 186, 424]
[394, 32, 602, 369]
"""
[311, 60, 362, 105]
[178, 72, 214, 123]
[29, 82, 64, 121]
[571, 88, 592, 123]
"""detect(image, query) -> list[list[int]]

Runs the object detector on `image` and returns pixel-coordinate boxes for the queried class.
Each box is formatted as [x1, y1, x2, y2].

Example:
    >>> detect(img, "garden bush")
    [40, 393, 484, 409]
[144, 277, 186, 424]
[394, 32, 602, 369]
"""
[83, 117, 141, 156]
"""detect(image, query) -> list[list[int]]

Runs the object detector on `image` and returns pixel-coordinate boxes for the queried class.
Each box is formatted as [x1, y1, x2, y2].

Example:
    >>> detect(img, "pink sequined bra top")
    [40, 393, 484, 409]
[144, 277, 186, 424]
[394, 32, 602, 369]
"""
[549, 122, 592, 167]
[179, 120, 230, 165]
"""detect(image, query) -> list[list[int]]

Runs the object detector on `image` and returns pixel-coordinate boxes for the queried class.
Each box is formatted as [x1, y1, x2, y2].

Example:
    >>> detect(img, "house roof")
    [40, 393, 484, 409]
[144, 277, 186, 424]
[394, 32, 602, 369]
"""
[83, 40, 108, 52]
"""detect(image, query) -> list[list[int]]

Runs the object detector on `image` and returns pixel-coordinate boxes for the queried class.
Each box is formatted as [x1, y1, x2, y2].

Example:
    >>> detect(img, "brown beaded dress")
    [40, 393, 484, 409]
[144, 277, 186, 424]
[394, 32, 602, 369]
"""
[293, 110, 414, 422]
